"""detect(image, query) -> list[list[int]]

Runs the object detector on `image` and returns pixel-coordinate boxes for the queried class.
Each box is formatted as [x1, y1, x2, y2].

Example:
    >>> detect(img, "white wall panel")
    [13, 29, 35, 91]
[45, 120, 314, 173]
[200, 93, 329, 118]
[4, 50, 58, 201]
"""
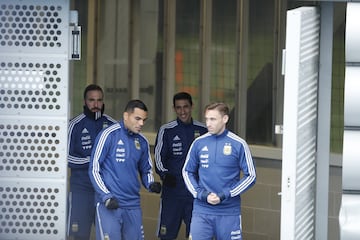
[0, 57, 69, 116]
[0, 179, 67, 239]
[339, 194, 360, 240]
[345, 3, 360, 63]
[0, 0, 70, 239]
[340, 3, 360, 240]
[0, 1, 70, 55]
[281, 6, 319, 240]
[0, 116, 67, 179]
[344, 67, 360, 127]
[342, 130, 360, 190]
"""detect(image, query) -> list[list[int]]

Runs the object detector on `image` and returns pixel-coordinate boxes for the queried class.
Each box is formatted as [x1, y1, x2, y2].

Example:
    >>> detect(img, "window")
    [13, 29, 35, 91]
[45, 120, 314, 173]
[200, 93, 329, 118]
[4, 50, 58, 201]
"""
[70, 0, 345, 152]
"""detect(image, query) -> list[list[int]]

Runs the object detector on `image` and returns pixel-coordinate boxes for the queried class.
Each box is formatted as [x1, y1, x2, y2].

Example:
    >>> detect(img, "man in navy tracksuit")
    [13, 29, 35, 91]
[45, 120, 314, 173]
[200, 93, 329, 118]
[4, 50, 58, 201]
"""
[155, 92, 207, 240]
[88, 99, 161, 240]
[67, 84, 117, 240]
[183, 102, 256, 240]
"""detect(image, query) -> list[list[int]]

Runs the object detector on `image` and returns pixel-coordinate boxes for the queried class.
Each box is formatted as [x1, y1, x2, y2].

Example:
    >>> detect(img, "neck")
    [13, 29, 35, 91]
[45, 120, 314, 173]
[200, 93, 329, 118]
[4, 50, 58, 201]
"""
[83, 105, 104, 120]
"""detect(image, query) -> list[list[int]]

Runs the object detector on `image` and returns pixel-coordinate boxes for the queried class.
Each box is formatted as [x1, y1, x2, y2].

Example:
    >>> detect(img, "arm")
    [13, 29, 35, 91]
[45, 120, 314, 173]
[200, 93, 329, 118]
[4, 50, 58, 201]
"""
[182, 141, 210, 202]
[221, 140, 256, 199]
[139, 136, 161, 193]
[154, 126, 169, 180]
[88, 127, 114, 203]
[232, 141, 256, 196]
[68, 117, 90, 168]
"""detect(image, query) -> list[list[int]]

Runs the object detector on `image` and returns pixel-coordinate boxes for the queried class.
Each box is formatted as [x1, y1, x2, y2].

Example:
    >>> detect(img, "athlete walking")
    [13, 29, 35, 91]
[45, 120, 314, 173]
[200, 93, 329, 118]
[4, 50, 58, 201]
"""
[155, 92, 207, 240]
[89, 99, 161, 240]
[67, 84, 117, 240]
[182, 102, 256, 240]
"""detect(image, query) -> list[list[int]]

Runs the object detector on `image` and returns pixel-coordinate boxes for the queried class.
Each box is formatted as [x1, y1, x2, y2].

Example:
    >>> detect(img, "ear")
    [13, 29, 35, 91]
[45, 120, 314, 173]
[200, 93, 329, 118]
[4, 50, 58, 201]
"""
[223, 114, 229, 124]
[123, 111, 128, 120]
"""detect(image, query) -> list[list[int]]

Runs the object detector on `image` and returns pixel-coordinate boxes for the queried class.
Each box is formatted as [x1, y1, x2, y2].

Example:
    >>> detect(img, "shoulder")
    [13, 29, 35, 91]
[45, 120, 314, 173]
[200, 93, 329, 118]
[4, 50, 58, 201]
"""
[69, 114, 86, 128]
[160, 120, 178, 130]
[157, 120, 178, 136]
[226, 131, 249, 147]
[69, 113, 85, 123]
[193, 120, 207, 134]
[137, 133, 151, 146]
[193, 132, 211, 143]
[189, 133, 211, 152]
[107, 122, 121, 131]
[103, 114, 117, 123]
[99, 122, 121, 137]
[193, 120, 206, 128]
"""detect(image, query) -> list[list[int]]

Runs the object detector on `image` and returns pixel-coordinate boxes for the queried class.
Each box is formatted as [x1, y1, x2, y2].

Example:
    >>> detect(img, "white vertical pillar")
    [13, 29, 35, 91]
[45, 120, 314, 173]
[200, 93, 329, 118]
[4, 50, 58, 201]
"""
[339, 4, 360, 239]
[315, 2, 333, 240]
[280, 7, 320, 240]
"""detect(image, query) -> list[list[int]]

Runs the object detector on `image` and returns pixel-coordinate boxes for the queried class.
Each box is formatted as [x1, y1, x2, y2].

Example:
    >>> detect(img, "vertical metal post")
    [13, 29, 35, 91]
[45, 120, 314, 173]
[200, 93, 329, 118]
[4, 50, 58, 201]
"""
[129, 0, 140, 99]
[235, 0, 249, 137]
[316, 2, 333, 239]
[273, 0, 287, 146]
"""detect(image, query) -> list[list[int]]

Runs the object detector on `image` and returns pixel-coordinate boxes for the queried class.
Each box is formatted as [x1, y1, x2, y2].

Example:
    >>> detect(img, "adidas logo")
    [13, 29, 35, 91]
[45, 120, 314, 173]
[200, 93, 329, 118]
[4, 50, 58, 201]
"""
[201, 146, 208, 151]
[173, 135, 181, 141]
[82, 128, 89, 134]
[117, 139, 124, 145]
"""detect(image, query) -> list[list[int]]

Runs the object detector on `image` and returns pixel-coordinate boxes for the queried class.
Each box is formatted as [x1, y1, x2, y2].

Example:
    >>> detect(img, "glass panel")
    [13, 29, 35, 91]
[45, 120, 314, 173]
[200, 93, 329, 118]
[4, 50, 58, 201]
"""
[139, 0, 159, 132]
[211, 0, 237, 108]
[155, 0, 164, 130]
[246, 0, 275, 145]
[73, 0, 345, 152]
[175, 0, 201, 119]
[97, 0, 130, 120]
[330, 2, 345, 153]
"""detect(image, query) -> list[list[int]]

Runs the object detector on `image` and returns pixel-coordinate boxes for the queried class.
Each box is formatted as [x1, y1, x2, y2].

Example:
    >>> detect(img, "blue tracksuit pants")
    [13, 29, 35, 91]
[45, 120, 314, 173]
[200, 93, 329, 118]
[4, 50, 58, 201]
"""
[95, 202, 144, 240]
[190, 213, 242, 240]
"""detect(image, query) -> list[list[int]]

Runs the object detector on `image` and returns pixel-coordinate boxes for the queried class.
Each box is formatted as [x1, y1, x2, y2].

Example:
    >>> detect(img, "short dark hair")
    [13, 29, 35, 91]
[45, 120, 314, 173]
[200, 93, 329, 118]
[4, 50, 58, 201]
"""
[173, 92, 193, 107]
[124, 99, 148, 113]
[205, 102, 229, 116]
[83, 84, 103, 99]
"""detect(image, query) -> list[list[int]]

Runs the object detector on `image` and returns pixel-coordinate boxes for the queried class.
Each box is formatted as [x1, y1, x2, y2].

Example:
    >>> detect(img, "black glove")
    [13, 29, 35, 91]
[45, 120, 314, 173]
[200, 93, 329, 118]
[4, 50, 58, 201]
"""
[105, 197, 119, 209]
[163, 174, 176, 188]
[149, 182, 162, 193]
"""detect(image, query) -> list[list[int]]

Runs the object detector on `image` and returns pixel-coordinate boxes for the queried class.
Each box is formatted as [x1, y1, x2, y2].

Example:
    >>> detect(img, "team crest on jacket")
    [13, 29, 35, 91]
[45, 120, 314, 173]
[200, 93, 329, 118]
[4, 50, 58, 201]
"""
[223, 143, 232, 155]
[160, 225, 167, 235]
[134, 138, 140, 150]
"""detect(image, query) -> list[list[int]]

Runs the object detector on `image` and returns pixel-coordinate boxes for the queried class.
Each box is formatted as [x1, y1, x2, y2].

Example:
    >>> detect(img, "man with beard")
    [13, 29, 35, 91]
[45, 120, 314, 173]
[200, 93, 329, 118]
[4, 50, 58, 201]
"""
[67, 84, 117, 240]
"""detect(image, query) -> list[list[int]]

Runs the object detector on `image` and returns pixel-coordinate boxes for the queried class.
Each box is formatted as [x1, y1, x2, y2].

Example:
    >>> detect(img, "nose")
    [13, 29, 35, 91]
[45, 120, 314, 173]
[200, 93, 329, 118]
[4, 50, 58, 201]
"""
[205, 120, 210, 127]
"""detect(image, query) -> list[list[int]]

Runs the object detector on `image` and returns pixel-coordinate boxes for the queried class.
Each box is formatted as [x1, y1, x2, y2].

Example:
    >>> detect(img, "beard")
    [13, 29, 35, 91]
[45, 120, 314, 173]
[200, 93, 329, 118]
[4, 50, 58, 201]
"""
[83, 104, 105, 120]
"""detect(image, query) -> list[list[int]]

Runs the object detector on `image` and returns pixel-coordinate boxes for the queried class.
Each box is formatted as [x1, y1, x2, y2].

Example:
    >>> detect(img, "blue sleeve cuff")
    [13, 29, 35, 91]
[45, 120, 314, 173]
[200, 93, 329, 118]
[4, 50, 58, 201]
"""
[101, 194, 113, 203]
[218, 192, 226, 202]
[198, 190, 210, 201]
